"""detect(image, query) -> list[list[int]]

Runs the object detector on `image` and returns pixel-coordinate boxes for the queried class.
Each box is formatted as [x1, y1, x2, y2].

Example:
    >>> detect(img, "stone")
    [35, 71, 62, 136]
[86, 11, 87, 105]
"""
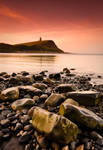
[60, 99, 79, 109]
[62, 145, 70, 150]
[66, 91, 102, 106]
[63, 68, 70, 74]
[34, 74, 43, 81]
[90, 131, 103, 140]
[59, 104, 103, 130]
[55, 84, 76, 93]
[40, 94, 48, 101]
[32, 107, 78, 144]
[76, 145, 84, 150]
[24, 124, 32, 131]
[43, 77, 55, 85]
[19, 85, 42, 96]
[96, 138, 103, 146]
[0, 119, 10, 127]
[45, 93, 65, 107]
[33, 96, 39, 102]
[19, 131, 30, 143]
[20, 115, 30, 125]
[49, 73, 61, 80]
[21, 71, 29, 76]
[9, 77, 20, 85]
[32, 83, 47, 90]
[15, 123, 23, 132]
[17, 75, 34, 83]
[0, 87, 19, 101]
[11, 98, 35, 110]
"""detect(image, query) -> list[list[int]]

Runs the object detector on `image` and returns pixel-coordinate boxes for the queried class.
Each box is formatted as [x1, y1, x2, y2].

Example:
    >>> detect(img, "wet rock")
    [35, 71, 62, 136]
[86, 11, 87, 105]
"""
[14, 123, 23, 132]
[0, 119, 10, 127]
[90, 131, 103, 140]
[55, 84, 76, 93]
[59, 104, 103, 130]
[20, 115, 30, 125]
[43, 77, 55, 85]
[9, 77, 20, 86]
[19, 86, 42, 97]
[66, 91, 102, 106]
[1, 137, 24, 150]
[33, 74, 43, 81]
[33, 96, 39, 102]
[24, 124, 32, 131]
[63, 68, 70, 74]
[0, 87, 19, 101]
[0, 77, 4, 82]
[62, 145, 69, 150]
[40, 94, 48, 101]
[49, 73, 61, 80]
[60, 99, 79, 109]
[17, 75, 34, 83]
[21, 71, 29, 76]
[11, 98, 35, 110]
[19, 131, 31, 143]
[0, 72, 7, 76]
[76, 145, 84, 150]
[45, 93, 65, 107]
[32, 83, 47, 90]
[32, 107, 78, 144]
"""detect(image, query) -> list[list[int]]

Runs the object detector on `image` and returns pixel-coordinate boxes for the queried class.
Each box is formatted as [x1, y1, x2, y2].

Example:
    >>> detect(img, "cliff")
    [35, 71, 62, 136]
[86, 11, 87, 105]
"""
[0, 40, 64, 53]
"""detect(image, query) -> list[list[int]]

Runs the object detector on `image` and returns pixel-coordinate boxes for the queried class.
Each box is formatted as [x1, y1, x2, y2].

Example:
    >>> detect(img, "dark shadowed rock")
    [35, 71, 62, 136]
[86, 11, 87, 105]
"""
[66, 91, 102, 106]
[55, 84, 76, 93]
[32, 83, 47, 90]
[49, 73, 61, 80]
[59, 104, 103, 130]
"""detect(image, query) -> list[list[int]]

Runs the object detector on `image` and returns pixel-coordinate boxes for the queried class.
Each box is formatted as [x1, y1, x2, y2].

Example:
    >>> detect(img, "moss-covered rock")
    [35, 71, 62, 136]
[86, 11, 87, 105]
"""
[59, 104, 103, 130]
[55, 84, 76, 93]
[45, 93, 65, 107]
[0, 87, 19, 101]
[66, 91, 102, 106]
[11, 98, 35, 110]
[32, 107, 78, 144]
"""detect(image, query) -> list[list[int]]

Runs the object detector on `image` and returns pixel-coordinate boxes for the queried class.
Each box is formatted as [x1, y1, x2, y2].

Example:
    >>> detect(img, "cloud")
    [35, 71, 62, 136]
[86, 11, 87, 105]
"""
[0, 4, 27, 23]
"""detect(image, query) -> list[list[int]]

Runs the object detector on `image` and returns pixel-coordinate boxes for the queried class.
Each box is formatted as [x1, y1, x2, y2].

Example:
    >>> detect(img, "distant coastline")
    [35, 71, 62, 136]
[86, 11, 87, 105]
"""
[0, 40, 64, 54]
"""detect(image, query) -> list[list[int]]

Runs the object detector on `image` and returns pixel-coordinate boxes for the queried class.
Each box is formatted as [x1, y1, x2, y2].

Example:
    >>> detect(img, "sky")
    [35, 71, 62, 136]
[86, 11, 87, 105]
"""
[0, 0, 103, 53]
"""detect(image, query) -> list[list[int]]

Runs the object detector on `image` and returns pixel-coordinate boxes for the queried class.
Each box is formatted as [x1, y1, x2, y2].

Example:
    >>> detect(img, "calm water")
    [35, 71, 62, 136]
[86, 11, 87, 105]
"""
[0, 53, 103, 76]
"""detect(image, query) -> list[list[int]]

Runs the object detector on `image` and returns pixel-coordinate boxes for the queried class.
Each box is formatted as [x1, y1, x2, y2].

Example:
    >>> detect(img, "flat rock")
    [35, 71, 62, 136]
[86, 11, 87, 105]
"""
[19, 85, 42, 96]
[17, 74, 34, 83]
[32, 83, 47, 90]
[45, 93, 65, 107]
[0, 87, 19, 101]
[66, 91, 102, 106]
[32, 107, 78, 144]
[11, 98, 35, 110]
[59, 104, 103, 130]
[55, 84, 76, 93]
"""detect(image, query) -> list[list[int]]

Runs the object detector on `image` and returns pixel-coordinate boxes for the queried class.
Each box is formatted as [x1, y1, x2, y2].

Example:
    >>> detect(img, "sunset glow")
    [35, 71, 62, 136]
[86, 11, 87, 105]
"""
[0, 0, 103, 53]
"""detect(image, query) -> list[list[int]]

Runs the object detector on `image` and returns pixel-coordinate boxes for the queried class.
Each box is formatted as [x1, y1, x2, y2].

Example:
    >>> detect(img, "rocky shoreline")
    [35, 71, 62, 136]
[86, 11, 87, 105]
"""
[0, 69, 103, 150]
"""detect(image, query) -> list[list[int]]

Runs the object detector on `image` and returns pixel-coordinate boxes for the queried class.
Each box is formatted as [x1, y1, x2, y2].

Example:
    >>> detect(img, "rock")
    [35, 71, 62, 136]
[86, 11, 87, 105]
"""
[63, 68, 70, 74]
[33, 96, 39, 102]
[0, 87, 19, 101]
[11, 98, 35, 110]
[43, 77, 55, 85]
[90, 131, 103, 140]
[1, 137, 24, 150]
[96, 138, 103, 146]
[76, 145, 84, 150]
[0, 77, 4, 82]
[45, 93, 65, 107]
[33, 74, 43, 81]
[24, 124, 32, 131]
[62, 145, 70, 150]
[20, 115, 30, 125]
[32, 107, 78, 144]
[69, 141, 76, 150]
[49, 73, 61, 80]
[17, 75, 34, 83]
[66, 91, 102, 106]
[60, 99, 79, 109]
[52, 142, 59, 150]
[19, 86, 42, 96]
[40, 94, 48, 101]
[25, 144, 32, 150]
[15, 123, 23, 132]
[59, 104, 103, 130]
[21, 71, 29, 76]
[9, 77, 20, 85]
[19, 131, 31, 143]
[0, 119, 10, 127]
[32, 83, 47, 90]
[55, 84, 76, 93]
[0, 72, 7, 76]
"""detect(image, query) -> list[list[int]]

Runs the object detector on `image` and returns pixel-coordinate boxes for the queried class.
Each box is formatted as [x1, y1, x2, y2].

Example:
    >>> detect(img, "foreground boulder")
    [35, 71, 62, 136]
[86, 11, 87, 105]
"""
[55, 84, 76, 93]
[0, 87, 19, 101]
[45, 93, 65, 107]
[11, 98, 35, 110]
[32, 107, 78, 144]
[59, 104, 103, 130]
[66, 91, 102, 106]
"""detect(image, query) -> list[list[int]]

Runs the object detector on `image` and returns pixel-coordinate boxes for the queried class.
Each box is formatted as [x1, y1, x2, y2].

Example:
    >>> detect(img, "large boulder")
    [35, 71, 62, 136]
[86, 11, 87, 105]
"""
[66, 91, 102, 106]
[59, 104, 103, 130]
[18, 86, 42, 96]
[11, 98, 35, 110]
[0, 87, 19, 101]
[55, 84, 76, 93]
[32, 107, 78, 144]
[45, 93, 65, 107]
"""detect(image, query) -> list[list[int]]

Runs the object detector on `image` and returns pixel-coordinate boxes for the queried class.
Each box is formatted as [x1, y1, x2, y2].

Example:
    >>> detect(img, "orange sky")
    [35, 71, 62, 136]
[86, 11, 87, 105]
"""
[0, 0, 103, 53]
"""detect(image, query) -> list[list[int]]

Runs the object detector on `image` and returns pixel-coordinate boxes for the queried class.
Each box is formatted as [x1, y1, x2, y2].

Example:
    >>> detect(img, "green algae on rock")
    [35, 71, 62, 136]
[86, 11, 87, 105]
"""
[32, 107, 78, 144]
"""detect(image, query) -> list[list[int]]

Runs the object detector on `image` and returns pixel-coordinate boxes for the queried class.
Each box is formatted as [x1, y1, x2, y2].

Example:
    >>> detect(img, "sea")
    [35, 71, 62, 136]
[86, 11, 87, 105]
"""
[0, 53, 103, 84]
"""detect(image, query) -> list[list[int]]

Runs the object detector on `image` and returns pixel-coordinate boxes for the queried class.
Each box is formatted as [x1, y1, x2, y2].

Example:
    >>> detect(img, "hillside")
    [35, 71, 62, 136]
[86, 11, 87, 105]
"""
[0, 40, 64, 53]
